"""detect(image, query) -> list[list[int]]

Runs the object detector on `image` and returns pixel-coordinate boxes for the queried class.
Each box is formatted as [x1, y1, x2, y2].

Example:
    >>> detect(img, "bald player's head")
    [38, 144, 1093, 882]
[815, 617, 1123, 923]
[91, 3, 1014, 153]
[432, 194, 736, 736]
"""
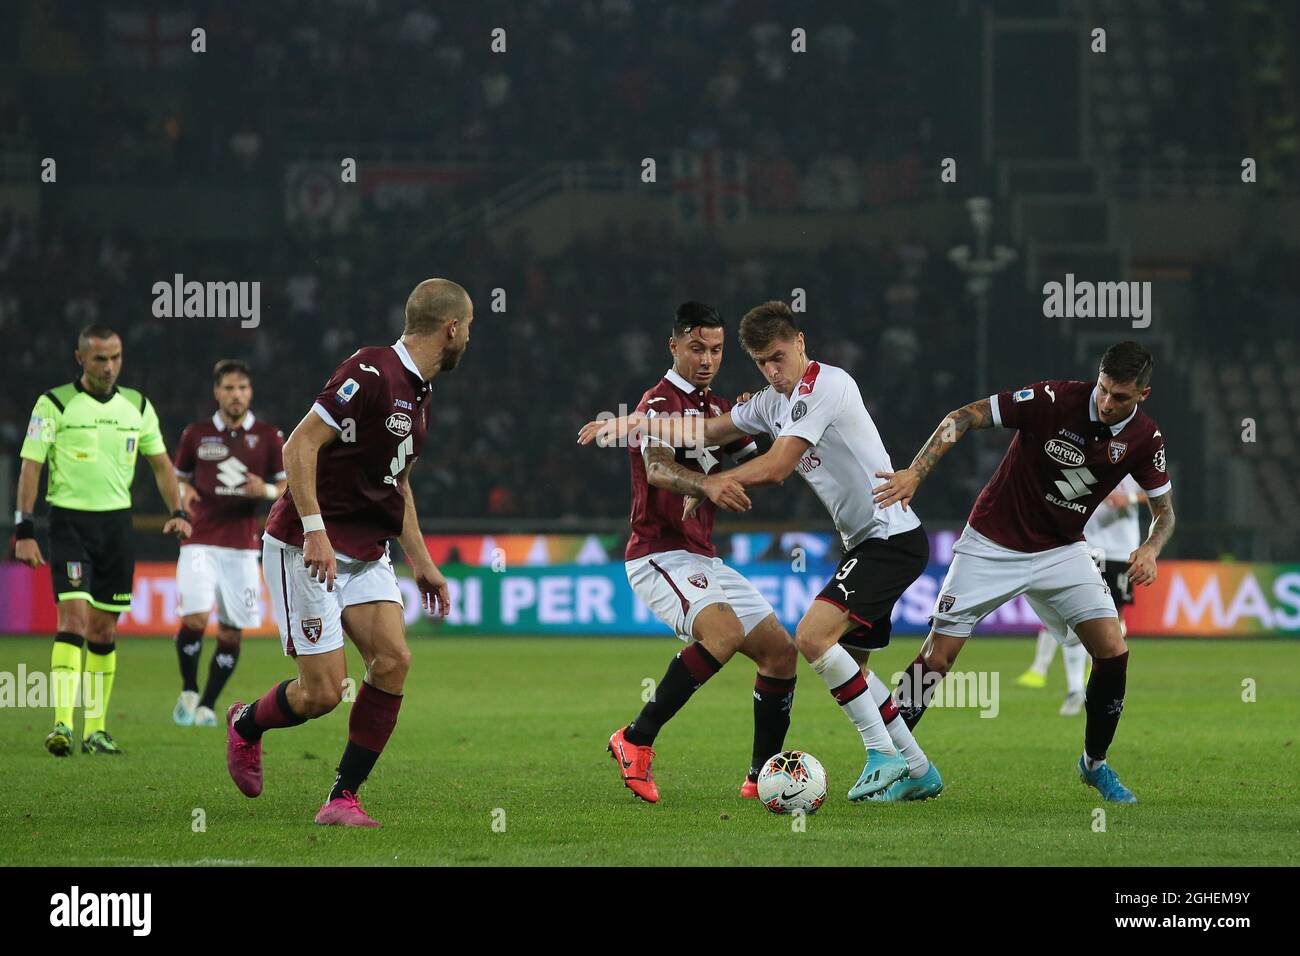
[403, 278, 475, 374]
[404, 278, 471, 336]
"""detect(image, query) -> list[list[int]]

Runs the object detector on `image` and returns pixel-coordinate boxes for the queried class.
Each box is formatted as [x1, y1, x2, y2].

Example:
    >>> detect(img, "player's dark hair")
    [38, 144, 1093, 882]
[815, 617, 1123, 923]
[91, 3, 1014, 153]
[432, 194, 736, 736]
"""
[77, 323, 119, 349]
[1100, 341, 1153, 388]
[739, 301, 799, 355]
[673, 301, 723, 337]
[213, 358, 252, 385]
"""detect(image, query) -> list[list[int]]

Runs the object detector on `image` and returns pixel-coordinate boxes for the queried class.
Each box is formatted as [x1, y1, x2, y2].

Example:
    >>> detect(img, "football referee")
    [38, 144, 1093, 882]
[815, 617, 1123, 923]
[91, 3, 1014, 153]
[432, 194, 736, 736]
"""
[14, 324, 191, 755]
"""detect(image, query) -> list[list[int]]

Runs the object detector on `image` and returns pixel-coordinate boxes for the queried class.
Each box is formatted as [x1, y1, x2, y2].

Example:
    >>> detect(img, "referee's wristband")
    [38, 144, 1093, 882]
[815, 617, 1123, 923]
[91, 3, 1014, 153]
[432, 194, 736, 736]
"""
[301, 514, 326, 533]
[14, 518, 35, 541]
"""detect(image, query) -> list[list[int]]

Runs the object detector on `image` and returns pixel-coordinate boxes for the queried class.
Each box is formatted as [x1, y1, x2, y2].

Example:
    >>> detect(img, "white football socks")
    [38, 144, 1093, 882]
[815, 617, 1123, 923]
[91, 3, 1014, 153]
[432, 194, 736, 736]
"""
[810, 645, 893, 752]
[1031, 629, 1057, 675]
[867, 672, 929, 777]
[1063, 639, 1088, 695]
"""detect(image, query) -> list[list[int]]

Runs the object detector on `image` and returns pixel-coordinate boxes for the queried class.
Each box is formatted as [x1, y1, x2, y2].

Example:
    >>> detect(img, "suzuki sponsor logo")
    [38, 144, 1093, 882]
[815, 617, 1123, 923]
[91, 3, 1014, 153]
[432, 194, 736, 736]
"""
[215, 456, 249, 494]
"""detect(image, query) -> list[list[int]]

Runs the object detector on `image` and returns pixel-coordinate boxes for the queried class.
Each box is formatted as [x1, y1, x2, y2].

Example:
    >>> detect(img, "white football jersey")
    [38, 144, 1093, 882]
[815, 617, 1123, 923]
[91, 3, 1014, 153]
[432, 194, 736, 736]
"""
[730, 360, 921, 549]
[1083, 473, 1143, 560]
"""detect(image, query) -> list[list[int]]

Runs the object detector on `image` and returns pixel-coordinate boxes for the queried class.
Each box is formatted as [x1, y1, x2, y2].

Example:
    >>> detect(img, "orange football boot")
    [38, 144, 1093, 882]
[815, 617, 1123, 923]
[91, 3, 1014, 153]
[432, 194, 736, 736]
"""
[607, 727, 659, 803]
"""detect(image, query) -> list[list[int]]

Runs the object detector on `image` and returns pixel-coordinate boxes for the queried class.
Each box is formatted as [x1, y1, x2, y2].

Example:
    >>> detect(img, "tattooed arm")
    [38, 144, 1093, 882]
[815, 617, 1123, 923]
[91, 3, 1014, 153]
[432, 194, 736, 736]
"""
[1128, 489, 1175, 586]
[645, 445, 751, 513]
[577, 410, 744, 449]
[871, 399, 995, 510]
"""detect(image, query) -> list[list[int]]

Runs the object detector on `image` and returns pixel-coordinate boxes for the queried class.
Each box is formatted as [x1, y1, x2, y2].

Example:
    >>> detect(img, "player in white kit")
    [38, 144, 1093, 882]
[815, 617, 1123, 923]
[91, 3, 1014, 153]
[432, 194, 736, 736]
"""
[1016, 474, 1147, 715]
[582, 301, 939, 803]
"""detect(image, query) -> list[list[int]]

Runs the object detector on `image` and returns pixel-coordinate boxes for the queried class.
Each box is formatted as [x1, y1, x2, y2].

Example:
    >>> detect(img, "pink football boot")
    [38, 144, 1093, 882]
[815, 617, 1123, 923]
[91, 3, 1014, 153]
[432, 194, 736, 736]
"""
[315, 790, 381, 827]
[225, 702, 263, 798]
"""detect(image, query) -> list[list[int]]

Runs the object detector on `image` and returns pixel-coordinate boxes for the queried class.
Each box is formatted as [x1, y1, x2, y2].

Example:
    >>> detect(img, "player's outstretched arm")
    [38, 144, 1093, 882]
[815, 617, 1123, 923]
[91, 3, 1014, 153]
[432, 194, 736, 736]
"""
[284, 410, 339, 590]
[645, 446, 750, 513]
[1128, 489, 1175, 586]
[13, 457, 46, 567]
[721, 436, 809, 489]
[873, 398, 994, 510]
[148, 452, 192, 539]
[578, 409, 741, 449]
[396, 463, 450, 618]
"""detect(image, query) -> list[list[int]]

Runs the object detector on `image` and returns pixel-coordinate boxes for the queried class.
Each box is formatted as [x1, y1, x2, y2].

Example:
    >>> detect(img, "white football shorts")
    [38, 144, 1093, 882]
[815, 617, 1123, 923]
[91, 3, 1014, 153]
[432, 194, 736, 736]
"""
[176, 544, 262, 629]
[626, 549, 776, 642]
[931, 524, 1116, 639]
[262, 534, 403, 657]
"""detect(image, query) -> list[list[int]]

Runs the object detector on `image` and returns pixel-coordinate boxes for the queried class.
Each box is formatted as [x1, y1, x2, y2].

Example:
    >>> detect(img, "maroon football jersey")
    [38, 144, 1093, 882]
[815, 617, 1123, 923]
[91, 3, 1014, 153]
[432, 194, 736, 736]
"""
[174, 412, 285, 549]
[264, 341, 430, 561]
[968, 379, 1171, 552]
[624, 368, 757, 561]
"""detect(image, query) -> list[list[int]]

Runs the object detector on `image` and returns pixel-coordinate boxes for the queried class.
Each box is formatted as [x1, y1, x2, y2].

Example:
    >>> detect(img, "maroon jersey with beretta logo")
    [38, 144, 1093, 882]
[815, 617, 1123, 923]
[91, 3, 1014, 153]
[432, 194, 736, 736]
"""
[264, 341, 430, 561]
[174, 412, 285, 549]
[968, 379, 1171, 552]
[624, 368, 757, 561]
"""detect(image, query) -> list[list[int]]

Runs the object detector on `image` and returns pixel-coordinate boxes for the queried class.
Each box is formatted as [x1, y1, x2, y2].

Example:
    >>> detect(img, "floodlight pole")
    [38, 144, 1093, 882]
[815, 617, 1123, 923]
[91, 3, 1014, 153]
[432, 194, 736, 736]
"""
[949, 197, 1018, 399]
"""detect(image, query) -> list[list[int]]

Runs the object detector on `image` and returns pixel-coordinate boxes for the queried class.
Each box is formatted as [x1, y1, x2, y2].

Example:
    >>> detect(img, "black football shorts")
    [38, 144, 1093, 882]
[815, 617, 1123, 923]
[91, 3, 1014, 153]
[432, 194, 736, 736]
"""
[816, 525, 930, 652]
[1100, 560, 1134, 609]
[48, 506, 135, 614]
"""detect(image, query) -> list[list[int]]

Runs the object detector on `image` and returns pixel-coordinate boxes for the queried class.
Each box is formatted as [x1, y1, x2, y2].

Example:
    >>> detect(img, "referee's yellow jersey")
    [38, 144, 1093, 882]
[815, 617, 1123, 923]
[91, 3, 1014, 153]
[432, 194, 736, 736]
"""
[20, 380, 166, 510]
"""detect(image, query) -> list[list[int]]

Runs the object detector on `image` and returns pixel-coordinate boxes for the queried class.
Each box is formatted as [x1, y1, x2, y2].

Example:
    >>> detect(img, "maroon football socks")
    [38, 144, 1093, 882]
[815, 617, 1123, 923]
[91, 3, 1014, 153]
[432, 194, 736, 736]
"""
[328, 681, 403, 802]
[234, 679, 307, 741]
[624, 642, 722, 746]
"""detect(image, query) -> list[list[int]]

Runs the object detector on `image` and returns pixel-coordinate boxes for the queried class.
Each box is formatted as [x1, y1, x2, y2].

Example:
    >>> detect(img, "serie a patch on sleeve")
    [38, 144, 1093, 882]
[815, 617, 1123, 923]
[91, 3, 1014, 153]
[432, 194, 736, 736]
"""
[27, 414, 54, 440]
[1013, 388, 1035, 403]
[336, 378, 361, 403]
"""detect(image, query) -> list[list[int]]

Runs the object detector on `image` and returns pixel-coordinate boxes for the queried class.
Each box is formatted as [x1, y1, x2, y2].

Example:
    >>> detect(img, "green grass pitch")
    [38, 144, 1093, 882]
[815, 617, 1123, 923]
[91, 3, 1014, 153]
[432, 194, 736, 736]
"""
[1, 634, 1297, 866]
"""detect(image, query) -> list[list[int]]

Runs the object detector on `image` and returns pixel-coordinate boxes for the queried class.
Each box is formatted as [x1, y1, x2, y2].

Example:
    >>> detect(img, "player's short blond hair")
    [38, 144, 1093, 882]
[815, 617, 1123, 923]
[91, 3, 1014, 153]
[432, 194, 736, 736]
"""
[404, 278, 470, 335]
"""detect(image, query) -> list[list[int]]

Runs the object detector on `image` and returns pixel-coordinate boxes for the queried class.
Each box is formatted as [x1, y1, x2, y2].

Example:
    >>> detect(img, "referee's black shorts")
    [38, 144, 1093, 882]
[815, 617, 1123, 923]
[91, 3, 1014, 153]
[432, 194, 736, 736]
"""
[48, 506, 135, 614]
[816, 525, 930, 652]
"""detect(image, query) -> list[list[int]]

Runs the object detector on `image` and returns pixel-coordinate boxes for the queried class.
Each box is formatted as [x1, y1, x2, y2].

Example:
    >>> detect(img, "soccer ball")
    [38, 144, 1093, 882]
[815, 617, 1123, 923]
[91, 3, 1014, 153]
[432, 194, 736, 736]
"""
[756, 751, 828, 815]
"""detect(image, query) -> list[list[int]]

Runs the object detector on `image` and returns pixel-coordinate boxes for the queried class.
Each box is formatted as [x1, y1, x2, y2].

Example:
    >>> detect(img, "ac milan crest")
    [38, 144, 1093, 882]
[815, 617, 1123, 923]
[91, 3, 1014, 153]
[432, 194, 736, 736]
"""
[1107, 439, 1128, 464]
[301, 617, 323, 643]
[687, 573, 708, 589]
